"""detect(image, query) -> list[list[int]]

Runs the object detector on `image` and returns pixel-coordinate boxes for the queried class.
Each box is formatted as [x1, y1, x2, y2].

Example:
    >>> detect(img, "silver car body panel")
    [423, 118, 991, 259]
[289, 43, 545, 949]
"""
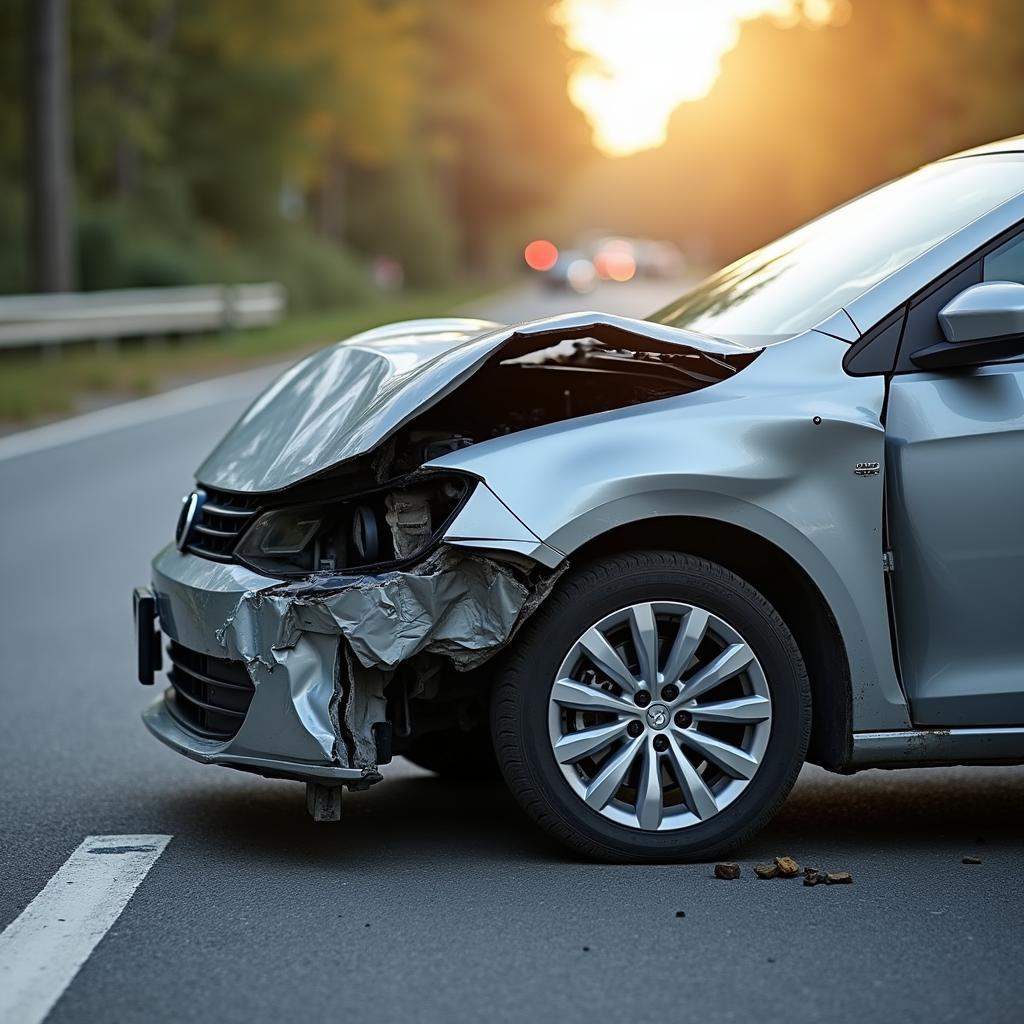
[885, 360, 1024, 727]
[430, 330, 909, 732]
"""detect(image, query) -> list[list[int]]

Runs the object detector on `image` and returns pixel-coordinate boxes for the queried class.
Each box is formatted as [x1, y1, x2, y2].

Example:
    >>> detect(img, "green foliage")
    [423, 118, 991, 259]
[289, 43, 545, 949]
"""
[77, 204, 211, 290]
[2, 0, 590, 296]
[70, 0, 177, 195]
[346, 161, 459, 288]
[0, 189, 26, 294]
[423, 0, 592, 269]
[240, 228, 374, 311]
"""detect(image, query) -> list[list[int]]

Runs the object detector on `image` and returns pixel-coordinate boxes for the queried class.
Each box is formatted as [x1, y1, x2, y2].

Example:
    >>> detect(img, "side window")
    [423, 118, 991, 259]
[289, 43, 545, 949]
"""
[984, 232, 1024, 284]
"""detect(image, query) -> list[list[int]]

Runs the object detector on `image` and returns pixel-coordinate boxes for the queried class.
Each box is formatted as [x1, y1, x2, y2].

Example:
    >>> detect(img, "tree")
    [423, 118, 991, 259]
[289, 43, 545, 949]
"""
[27, 0, 75, 291]
[560, 0, 1024, 268]
[423, 0, 592, 271]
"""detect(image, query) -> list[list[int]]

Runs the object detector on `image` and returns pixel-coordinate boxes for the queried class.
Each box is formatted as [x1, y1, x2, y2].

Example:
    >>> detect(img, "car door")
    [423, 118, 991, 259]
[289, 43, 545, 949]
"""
[885, 230, 1024, 727]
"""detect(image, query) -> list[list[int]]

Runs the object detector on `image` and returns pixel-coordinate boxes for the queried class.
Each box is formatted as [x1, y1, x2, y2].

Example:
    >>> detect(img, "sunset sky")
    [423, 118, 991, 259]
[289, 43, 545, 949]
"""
[556, 0, 848, 155]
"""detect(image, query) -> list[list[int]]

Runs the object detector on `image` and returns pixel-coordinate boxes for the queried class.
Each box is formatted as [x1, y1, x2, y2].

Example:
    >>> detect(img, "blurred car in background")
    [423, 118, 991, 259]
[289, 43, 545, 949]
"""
[525, 235, 683, 290]
[540, 248, 598, 292]
[632, 238, 685, 278]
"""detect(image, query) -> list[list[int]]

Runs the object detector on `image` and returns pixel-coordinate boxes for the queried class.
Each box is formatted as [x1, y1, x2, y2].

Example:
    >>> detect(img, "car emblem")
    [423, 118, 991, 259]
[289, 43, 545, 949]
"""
[646, 704, 669, 730]
[176, 490, 204, 550]
[854, 461, 880, 476]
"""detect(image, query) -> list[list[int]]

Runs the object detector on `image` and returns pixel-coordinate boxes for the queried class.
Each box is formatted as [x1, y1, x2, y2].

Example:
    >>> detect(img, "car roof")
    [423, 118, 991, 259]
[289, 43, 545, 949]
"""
[942, 134, 1024, 160]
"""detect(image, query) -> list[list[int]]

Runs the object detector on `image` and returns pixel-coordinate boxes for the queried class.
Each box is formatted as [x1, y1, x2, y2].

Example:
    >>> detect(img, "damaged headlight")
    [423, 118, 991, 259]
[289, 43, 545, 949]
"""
[234, 475, 472, 578]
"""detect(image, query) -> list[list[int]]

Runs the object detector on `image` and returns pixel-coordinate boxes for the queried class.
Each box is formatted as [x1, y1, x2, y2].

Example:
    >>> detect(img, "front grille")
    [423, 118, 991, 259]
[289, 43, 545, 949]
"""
[165, 640, 255, 741]
[184, 488, 260, 562]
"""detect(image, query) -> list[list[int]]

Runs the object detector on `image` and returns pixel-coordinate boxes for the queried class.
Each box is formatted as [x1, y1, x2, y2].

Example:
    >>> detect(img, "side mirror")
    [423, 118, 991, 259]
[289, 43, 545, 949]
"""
[912, 281, 1024, 370]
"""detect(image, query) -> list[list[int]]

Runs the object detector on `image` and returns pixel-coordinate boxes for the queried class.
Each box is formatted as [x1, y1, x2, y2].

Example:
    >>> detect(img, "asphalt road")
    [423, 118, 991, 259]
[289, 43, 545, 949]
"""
[1, 277, 1022, 1024]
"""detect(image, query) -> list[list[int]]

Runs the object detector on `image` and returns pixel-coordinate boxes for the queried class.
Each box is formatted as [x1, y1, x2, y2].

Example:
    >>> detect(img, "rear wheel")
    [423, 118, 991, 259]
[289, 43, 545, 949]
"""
[491, 550, 811, 862]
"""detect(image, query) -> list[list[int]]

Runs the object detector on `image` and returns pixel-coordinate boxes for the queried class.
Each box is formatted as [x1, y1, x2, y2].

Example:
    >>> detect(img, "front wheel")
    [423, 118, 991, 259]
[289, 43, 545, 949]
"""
[491, 551, 811, 862]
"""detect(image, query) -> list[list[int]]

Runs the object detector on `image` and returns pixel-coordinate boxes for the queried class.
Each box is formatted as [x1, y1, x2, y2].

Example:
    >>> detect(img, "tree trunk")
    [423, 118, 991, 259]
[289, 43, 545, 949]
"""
[27, 0, 75, 293]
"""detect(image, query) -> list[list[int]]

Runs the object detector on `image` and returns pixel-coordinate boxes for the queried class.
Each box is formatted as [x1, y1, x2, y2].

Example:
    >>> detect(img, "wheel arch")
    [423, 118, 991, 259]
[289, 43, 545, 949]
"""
[566, 516, 853, 771]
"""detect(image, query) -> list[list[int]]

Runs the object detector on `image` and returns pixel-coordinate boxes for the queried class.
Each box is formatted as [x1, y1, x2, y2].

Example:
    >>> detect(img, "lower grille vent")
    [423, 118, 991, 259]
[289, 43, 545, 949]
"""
[165, 640, 254, 741]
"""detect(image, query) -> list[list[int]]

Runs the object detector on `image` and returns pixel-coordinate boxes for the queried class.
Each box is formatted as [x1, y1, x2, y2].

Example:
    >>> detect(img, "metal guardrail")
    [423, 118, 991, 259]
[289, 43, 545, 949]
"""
[0, 283, 286, 350]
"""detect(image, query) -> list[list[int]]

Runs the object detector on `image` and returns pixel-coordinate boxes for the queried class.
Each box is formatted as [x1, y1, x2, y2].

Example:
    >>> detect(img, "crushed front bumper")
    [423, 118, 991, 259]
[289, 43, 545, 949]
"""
[145, 547, 362, 783]
[143, 534, 563, 785]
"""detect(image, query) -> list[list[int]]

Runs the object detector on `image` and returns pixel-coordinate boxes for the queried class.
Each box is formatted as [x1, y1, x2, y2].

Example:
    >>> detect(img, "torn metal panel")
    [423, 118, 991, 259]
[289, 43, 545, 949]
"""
[339, 648, 389, 769]
[217, 547, 565, 674]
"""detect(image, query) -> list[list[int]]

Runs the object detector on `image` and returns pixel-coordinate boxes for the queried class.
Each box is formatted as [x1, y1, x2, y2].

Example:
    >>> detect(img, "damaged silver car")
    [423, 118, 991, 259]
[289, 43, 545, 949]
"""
[135, 136, 1024, 861]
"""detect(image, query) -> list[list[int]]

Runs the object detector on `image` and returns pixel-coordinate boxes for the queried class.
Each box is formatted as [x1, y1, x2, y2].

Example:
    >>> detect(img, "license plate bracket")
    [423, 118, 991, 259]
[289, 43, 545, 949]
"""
[133, 586, 161, 686]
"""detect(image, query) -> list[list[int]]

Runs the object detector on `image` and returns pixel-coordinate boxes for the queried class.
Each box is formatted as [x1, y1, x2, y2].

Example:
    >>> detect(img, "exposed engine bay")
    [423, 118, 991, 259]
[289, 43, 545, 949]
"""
[388, 330, 756, 474]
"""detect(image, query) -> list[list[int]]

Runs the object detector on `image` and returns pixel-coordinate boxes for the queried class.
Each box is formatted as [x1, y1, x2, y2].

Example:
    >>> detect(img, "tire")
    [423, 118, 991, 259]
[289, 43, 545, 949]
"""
[490, 550, 811, 862]
[403, 727, 500, 780]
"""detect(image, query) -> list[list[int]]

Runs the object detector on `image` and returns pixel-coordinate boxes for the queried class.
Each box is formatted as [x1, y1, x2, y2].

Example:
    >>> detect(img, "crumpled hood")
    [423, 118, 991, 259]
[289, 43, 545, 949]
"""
[196, 311, 751, 493]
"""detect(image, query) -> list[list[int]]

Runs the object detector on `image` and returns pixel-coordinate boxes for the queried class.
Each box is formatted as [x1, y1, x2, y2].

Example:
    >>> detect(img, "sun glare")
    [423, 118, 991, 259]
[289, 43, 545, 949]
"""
[556, 0, 845, 156]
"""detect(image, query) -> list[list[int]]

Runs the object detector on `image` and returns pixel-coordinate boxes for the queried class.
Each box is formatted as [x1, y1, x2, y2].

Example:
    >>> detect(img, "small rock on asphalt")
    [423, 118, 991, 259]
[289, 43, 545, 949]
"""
[774, 856, 800, 877]
[675, 911, 686, 918]
[714, 862, 741, 880]
[825, 872, 853, 884]
[962, 856, 982, 865]
[755, 863, 779, 879]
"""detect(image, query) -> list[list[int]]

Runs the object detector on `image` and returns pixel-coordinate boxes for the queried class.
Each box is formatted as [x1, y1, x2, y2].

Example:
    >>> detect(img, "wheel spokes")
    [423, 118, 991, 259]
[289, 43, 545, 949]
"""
[628, 603, 660, 689]
[678, 642, 753, 703]
[666, 735, 719, 820]
[551, 677, 637, 717]
[675, 727, 759, 780]
[687, 694, 771, 725]
[578, 626, 640, 694]
[584, 734, 644, 811]
[661, 608, 710, 687]
[553, 719, 632, 764]
[636, 741, 663, 830]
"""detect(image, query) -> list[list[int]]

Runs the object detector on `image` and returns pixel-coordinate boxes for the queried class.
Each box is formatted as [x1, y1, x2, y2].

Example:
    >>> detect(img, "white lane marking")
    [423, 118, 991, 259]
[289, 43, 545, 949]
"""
[0, 362, 289, 463]
[0, 834, 172, 1024]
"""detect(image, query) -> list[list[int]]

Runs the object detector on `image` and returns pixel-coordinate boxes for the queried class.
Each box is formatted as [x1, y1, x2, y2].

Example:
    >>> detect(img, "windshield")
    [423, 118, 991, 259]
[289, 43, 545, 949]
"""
[651, 155, 1024, 345]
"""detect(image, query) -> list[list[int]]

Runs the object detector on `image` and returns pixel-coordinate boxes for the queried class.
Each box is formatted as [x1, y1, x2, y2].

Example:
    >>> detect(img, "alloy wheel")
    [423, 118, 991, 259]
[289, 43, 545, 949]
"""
[547, 601, 772, 831]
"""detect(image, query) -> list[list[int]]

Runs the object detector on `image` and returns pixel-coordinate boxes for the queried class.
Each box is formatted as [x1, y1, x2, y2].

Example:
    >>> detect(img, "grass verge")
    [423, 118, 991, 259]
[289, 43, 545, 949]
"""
[0, 286, 486, 426]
